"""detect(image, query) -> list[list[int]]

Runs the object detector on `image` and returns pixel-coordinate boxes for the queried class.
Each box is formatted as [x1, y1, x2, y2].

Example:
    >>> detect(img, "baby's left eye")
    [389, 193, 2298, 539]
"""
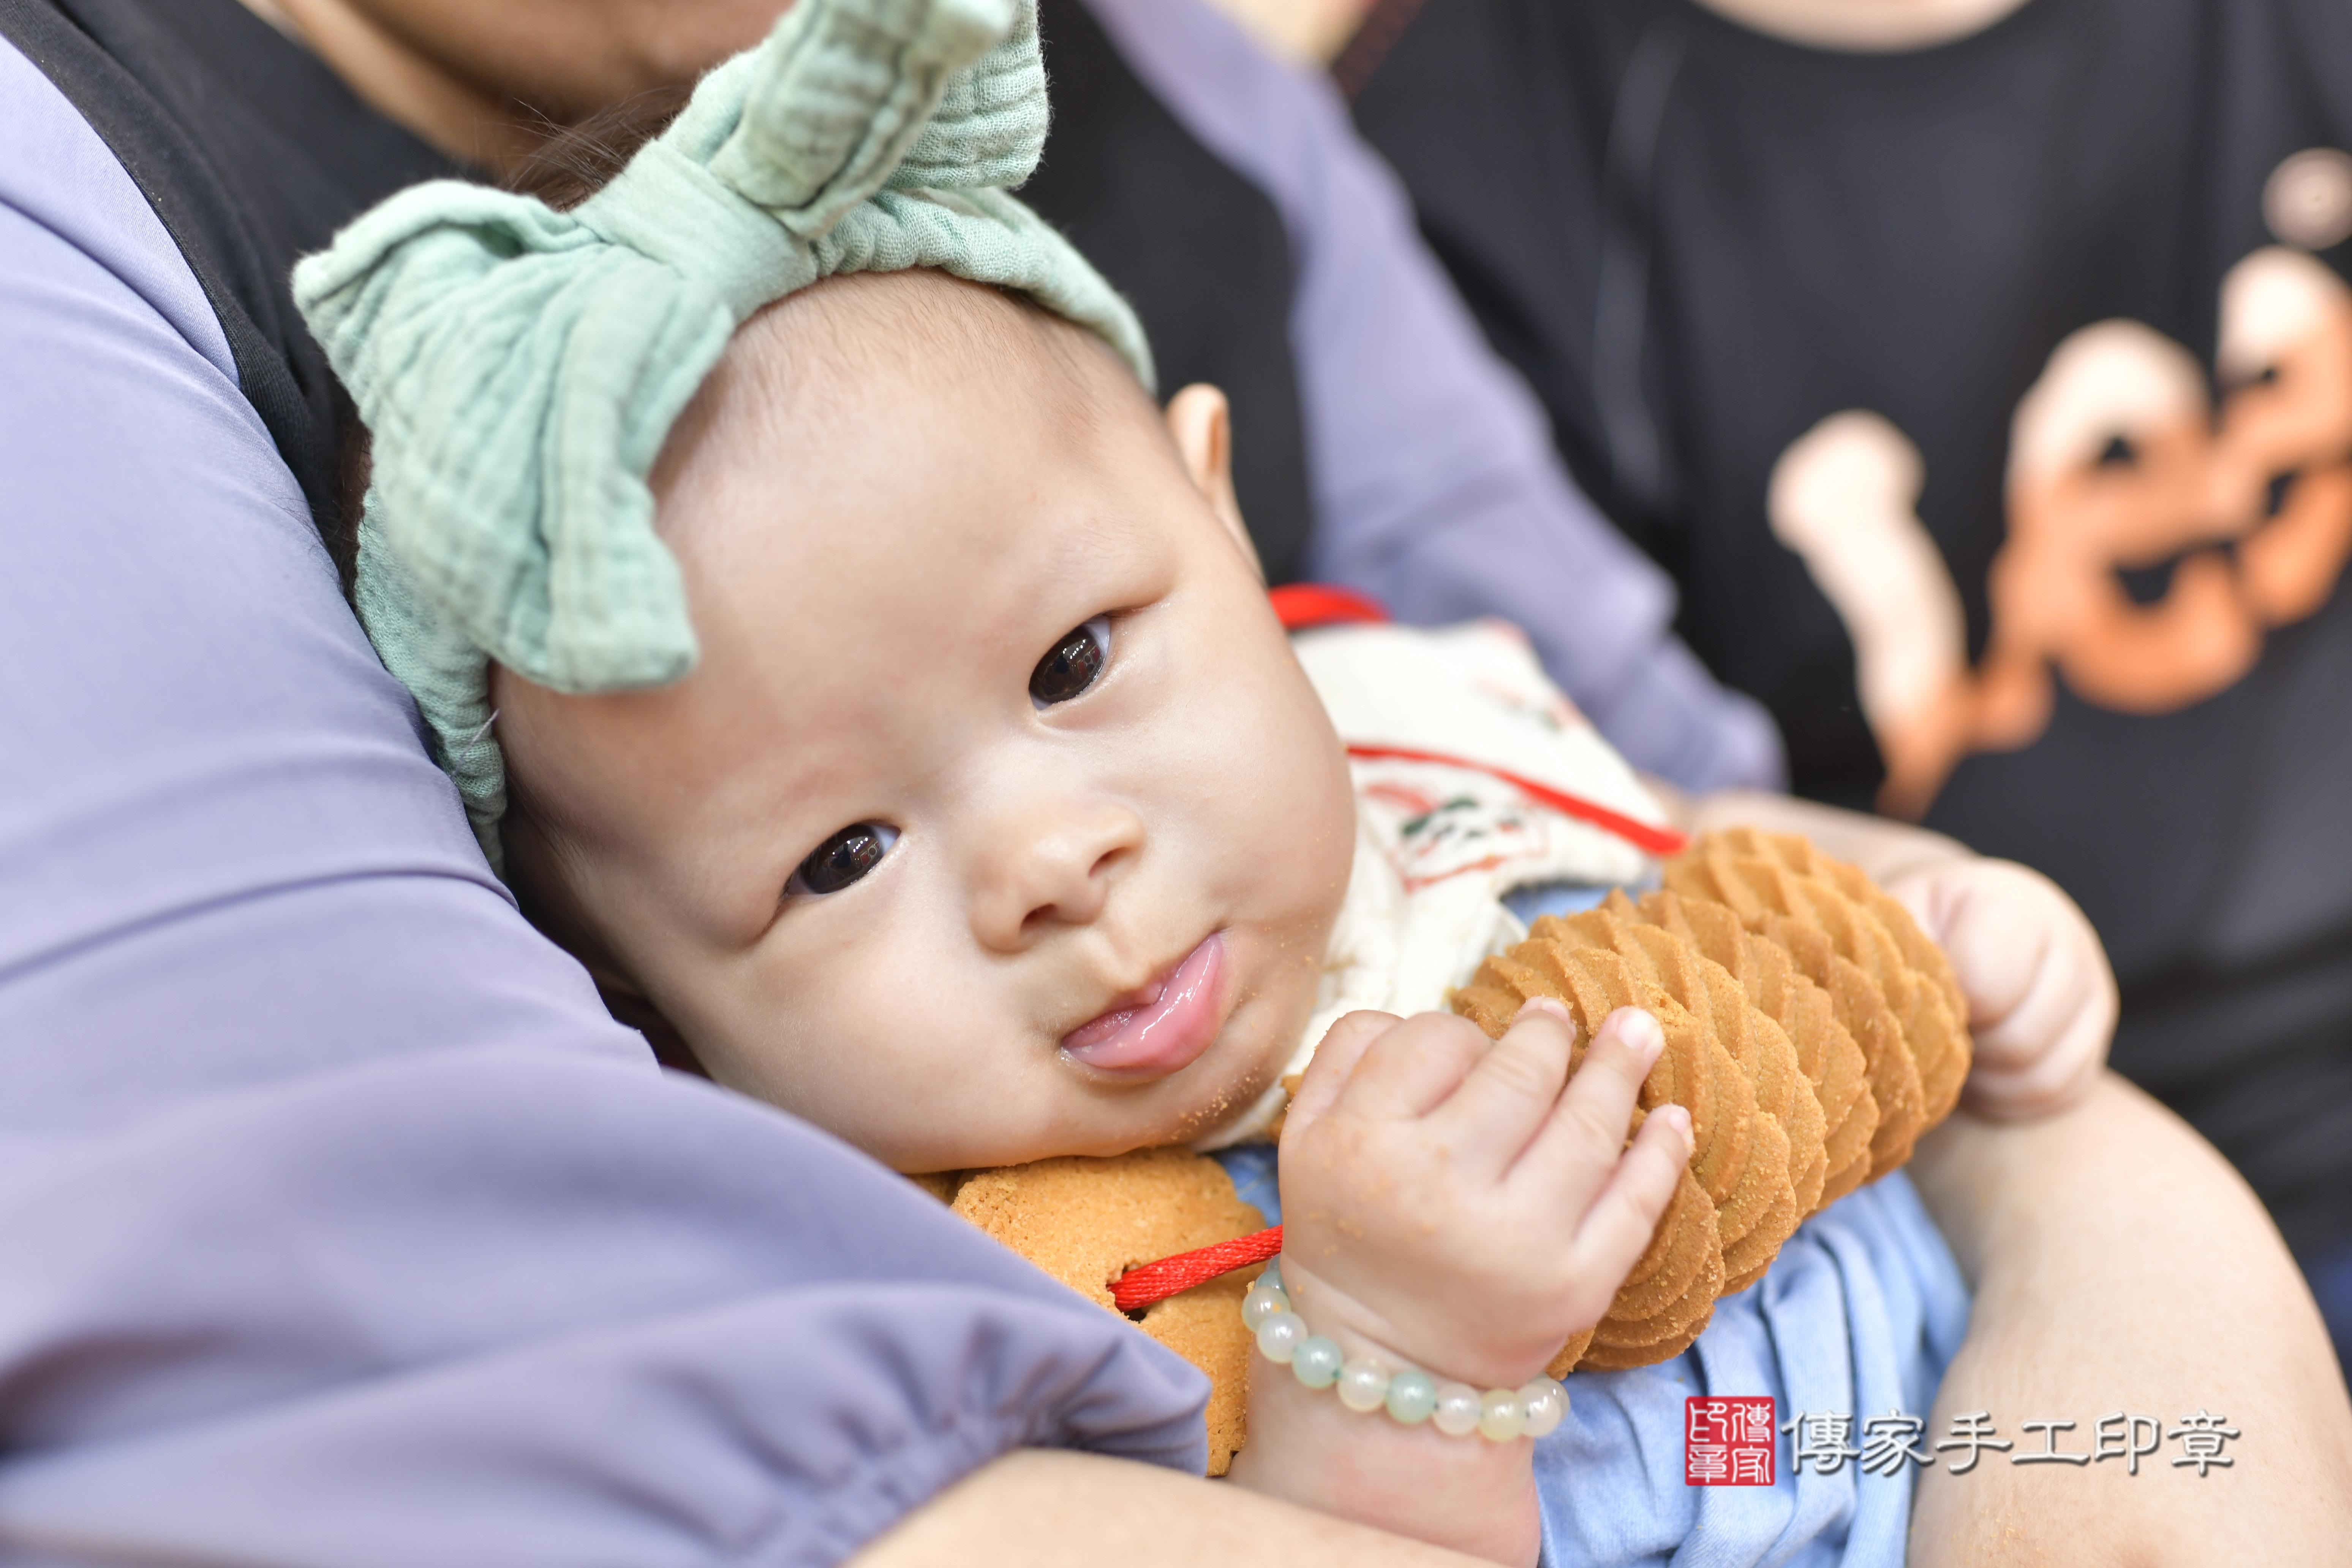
[1031, 616, 1111, 709]
[787, 823, 899, 898]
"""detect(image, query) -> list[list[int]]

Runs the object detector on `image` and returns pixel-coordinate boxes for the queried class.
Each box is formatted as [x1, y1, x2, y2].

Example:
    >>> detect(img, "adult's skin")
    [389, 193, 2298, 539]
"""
[1911, 1080, 2352, 1563]
[1683, 0, 2026, 52]
[1688, 790, 2352, 1562]
[234, 0, 2352, 1559]
[237, 0, 786, 168]
[1203, 0, 2032, 63]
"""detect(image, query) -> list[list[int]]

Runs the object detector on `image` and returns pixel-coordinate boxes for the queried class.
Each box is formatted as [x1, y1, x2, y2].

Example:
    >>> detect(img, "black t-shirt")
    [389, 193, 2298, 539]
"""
[2, 0, 456, 556]
[1356, 0, 2352, 1258]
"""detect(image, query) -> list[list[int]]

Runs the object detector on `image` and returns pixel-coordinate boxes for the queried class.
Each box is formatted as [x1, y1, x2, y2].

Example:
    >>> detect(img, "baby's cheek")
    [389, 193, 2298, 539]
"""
[761, 935, 1062, 1169]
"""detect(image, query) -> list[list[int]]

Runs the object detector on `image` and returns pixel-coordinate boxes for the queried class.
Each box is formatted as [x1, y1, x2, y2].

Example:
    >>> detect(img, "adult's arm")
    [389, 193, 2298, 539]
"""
[1677, 792, 2352, 1555]
[0, 38, 1209, 1563]
[1076, 0, 1785, 794]
[853, 1450, 1493, 1568]
[1908, 1077, 2352, 1563]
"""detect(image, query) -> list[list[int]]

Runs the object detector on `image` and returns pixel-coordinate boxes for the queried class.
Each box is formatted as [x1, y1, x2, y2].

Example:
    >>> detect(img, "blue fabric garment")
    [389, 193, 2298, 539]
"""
[2310, 1240, 2352, 1378]
[1503, 883, 1622, 925]
[1211, 980, 1971, 1568]
[0, 35, 1205, 1563]
[1534, 1176, 1968, 1568]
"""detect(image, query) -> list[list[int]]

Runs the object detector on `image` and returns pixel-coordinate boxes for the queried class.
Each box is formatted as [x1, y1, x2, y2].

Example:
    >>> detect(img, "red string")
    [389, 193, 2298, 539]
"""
[1345, 743, 1689, 857]
[1111, 1225, 1285, 1313]
[1268, 583, 1391, 631]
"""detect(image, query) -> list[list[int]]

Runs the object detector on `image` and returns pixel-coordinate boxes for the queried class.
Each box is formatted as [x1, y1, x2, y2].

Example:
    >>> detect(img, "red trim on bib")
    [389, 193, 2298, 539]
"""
[1345, 743, 1688, 857]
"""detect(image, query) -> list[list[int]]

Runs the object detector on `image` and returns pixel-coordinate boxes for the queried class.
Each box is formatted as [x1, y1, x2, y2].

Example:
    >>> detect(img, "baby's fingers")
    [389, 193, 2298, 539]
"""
[1568, 1104, 1694, 1291]
[1970, 923, 2115, 1069]
[1963, 987, 2108, 1119]
[1512, 1007, 1666, 1198]
[1332, 1010, 1491, 1121]
[1429, 998, 1579, 1177]
[1285, 1010, 1403, 1137]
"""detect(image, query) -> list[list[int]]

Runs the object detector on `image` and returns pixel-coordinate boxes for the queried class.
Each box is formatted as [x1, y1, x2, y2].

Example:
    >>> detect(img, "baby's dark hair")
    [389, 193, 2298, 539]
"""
[503, 87, 694, 213]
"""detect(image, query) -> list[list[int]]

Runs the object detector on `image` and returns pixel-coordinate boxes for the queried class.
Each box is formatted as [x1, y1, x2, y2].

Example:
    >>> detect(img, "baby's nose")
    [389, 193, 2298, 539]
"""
[969, 801, 1144, 952]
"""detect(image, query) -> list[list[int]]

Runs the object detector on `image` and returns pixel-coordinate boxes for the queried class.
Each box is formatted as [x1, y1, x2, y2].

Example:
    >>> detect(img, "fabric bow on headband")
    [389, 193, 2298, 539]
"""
[294, 0, 1152, 866]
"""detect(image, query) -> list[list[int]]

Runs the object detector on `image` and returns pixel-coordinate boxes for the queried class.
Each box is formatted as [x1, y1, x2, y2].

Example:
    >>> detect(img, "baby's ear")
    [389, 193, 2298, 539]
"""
[1163, 383, 1263, 582]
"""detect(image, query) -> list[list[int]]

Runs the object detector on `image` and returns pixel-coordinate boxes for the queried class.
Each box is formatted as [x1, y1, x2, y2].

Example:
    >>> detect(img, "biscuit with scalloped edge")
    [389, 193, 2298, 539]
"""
[953, 1148, 1264, 1474]
[1537, 903, 1822, 1274]
[1662, 848, 1936, 1177]
[1622, 889, 1877, 1208]
[1454, 948, 1752, 1368]
[1703, 828, 1970, 1121]
[1457, 947, 1761, 1224]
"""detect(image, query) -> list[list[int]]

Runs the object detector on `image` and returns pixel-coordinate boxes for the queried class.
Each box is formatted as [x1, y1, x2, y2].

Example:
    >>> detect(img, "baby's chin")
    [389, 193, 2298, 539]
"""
[1125, 997, 1302, 1152]
[1163, 957, 1321, 1147]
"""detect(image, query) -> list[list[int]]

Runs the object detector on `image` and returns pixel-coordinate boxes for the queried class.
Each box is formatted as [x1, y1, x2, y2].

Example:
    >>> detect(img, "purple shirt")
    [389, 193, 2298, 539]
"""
[1080, 0, 1785, 794]
[0, 36, 1205, 1563]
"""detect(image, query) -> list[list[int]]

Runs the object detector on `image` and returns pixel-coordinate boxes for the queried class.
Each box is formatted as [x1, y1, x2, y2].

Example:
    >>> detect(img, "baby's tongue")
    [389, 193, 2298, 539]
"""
[1060, 936, 1226, 1076]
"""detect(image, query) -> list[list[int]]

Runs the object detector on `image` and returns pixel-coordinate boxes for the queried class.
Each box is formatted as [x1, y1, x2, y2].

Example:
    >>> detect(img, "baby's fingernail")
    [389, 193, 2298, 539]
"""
[1608, 1007, 1666, 1068]
[1516, 996, 1576, 1030]
[1657, 1103, 1694, 1153]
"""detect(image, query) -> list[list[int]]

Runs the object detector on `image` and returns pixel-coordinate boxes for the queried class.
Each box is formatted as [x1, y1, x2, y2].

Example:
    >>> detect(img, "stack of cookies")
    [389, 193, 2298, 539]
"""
[1451, 828, 1970, 1375]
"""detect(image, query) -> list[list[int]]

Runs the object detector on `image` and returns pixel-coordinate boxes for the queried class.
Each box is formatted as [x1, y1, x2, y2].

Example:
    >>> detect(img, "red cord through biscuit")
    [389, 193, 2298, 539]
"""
[1111, 1225, 1285, 1313]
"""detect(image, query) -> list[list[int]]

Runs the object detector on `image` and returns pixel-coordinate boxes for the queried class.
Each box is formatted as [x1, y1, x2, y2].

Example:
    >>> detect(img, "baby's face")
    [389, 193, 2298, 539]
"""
[497, 274, 1357, 1170]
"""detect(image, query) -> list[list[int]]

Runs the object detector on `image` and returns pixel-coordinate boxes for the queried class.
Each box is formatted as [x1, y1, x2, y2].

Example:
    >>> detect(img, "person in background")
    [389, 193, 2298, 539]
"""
[1310, 0, 2352, 1367]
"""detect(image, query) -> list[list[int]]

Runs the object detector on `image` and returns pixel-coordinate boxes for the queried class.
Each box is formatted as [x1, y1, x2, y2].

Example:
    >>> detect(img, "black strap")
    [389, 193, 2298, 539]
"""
[1025, 0, 1317, 585]
[1591, 12, 1687, 522]
[0, 0, 456, 554]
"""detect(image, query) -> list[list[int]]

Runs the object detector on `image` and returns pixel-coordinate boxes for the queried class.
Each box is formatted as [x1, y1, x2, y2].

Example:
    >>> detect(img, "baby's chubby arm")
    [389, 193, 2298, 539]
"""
[1226, 1003, 1693, 1566]
[1679, 789, 2115, 1119]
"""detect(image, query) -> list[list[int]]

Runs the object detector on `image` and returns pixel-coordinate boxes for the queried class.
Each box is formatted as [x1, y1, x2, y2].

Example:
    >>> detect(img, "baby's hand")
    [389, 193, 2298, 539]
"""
[1884, 856, 2115, 1120]
[1274, 1002, 1693, 1389]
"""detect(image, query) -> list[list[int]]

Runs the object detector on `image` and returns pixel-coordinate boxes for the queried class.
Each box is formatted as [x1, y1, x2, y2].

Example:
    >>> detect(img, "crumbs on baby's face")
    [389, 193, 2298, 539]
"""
[495, 270, 1361, 1173]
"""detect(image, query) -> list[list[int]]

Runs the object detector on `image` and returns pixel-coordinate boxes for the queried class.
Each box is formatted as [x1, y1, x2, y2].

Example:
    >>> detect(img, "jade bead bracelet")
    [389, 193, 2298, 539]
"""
[1241, 1261, 1570, 1442]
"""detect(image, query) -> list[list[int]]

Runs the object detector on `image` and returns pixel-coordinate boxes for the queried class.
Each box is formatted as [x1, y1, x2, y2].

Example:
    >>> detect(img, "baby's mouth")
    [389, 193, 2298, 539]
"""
[1059, 934, 1228, 1078]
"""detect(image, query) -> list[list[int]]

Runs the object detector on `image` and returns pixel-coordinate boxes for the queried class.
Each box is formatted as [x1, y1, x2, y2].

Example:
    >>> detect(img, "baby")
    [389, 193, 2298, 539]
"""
[297, 1, 2110, 1562]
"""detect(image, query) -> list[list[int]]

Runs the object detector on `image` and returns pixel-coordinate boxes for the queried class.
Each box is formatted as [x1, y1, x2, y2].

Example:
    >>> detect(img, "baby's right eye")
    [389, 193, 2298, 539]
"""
[1030, 616, 1111, 709]
[787, 823, 899, 898]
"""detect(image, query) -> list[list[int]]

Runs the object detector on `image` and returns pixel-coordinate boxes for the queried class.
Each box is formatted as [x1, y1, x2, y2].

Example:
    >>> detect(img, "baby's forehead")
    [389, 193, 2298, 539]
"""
[657, 273, 1173, 569]
[728, 271, 1136, 424]
[653, 271, 1173, 563]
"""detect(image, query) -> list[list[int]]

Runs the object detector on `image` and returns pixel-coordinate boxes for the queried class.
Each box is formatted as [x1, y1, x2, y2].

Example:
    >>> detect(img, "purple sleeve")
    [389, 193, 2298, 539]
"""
[1076, 0, 1785, 793]
[0, 39, 1206, 1564]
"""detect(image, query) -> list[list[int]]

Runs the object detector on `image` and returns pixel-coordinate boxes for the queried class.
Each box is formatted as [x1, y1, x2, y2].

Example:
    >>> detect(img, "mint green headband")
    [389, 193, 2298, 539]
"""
[293, 0, 1152, 868]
